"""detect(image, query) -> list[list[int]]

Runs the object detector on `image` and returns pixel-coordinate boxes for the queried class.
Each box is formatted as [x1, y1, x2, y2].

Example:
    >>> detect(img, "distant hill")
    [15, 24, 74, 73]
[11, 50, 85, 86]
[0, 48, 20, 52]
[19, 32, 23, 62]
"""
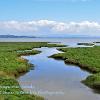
[0, 35, 100, 38]
[0, 35, 36, 38]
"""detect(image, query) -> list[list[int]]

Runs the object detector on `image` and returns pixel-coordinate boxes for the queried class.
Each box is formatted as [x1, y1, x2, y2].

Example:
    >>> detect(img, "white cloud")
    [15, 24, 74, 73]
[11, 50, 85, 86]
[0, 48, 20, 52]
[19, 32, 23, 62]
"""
[0, 20, 100, 36]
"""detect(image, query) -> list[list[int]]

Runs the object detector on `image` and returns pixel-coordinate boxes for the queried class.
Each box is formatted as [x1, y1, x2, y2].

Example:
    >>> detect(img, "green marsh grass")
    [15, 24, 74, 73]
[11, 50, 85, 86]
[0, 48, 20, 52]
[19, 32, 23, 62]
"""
[0, 42, 65, 100]
[51, 46, 100, 90]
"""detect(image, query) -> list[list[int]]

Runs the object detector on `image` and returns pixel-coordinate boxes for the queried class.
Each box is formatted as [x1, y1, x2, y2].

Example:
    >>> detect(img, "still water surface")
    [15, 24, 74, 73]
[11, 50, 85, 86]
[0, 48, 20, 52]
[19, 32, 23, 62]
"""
[2, 37, 100, 100]
[18, 47, 100, 100]
[0, 37, 100, 46]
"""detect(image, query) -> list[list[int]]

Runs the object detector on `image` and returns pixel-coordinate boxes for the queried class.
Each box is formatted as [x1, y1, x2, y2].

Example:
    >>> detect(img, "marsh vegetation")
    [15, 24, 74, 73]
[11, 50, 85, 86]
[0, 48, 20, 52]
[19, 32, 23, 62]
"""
[50, 46, 100, 90]
[0, 42, 65, 100]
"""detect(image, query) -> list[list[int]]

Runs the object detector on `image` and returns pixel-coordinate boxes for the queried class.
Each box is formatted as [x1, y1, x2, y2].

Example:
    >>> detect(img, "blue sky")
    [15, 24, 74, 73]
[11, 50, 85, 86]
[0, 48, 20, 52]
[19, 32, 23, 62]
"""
[0, 0, 99, 21]
[0, 0, 100, 37]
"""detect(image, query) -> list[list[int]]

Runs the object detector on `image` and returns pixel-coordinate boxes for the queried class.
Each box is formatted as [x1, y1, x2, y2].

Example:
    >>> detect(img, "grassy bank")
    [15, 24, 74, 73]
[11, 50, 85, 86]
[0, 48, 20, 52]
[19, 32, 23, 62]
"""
[0, 77, 44, 100]
[0, 42, 65, 100]
[82, 73, 100, 90]
[50, 46, 100, 90]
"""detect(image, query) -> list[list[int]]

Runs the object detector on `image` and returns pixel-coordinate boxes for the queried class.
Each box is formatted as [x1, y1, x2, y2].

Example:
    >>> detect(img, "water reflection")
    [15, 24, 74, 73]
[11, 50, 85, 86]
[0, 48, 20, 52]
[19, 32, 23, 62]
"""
[18, 47, 100, 100]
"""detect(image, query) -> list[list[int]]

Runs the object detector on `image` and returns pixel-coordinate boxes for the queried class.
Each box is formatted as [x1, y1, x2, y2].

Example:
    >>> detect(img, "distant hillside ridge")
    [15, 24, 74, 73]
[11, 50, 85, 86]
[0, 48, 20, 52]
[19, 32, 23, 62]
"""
[0, 35, 36, 38]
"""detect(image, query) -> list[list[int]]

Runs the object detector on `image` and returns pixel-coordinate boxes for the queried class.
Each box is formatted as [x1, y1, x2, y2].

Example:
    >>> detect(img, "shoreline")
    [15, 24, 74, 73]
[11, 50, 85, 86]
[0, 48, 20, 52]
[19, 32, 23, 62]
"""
[50, 46, 100, 91]
[0, 42, 65, 100]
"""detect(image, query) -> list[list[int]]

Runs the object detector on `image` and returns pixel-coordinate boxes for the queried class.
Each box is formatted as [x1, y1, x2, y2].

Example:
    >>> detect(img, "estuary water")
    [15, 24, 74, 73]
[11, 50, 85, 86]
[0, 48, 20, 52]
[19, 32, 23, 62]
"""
[2, 37, 100, 100]
[0, 37, 100, 46]
[17, 37, 100, 100]
[17, 47, 100, 100]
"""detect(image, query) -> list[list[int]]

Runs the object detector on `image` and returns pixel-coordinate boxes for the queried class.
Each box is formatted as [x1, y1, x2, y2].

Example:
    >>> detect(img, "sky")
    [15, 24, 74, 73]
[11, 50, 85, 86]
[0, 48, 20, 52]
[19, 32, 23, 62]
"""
[0, 0, 100, 37]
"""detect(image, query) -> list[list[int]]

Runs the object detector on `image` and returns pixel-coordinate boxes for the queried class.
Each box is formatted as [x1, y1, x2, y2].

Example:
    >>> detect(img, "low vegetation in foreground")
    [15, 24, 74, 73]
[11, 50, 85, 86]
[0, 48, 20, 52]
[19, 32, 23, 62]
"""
[0, 77, 44, 100]
[0, 42, 65, 100]
[50, 46, 100, 90]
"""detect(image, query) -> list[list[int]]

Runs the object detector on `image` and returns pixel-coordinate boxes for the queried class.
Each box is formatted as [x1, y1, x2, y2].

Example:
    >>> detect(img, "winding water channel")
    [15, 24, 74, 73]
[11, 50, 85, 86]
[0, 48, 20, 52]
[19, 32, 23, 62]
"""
[17, 46, 100, 100]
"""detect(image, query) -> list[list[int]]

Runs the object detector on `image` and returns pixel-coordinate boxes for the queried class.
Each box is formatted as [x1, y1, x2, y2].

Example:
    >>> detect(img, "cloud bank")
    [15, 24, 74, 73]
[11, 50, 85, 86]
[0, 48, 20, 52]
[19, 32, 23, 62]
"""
[0, 20, 100, 36]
